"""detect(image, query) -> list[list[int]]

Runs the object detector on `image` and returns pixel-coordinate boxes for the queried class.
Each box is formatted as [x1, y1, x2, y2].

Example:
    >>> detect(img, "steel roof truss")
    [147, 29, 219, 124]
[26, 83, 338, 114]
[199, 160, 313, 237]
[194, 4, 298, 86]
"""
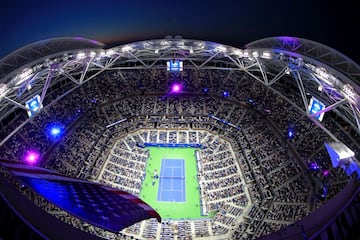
[350, 103, 360, 130]
[292, 70, 309, 111]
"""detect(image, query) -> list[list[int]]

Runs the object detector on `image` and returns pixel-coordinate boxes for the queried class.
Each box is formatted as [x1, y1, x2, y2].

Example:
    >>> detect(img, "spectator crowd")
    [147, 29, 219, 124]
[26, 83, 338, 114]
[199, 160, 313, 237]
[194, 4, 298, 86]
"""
[0, 67, 359, 239]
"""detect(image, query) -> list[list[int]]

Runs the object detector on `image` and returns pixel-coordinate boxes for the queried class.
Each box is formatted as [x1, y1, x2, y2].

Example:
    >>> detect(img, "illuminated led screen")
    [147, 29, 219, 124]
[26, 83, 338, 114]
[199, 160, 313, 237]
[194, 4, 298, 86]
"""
[308, 97, 325, 122]
[167, 60, 183, 72]
[25, 94, 43, 117]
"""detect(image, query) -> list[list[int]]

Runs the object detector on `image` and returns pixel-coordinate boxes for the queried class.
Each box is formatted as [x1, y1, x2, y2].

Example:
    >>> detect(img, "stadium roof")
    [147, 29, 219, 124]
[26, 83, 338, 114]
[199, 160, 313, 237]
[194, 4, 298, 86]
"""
[0, 36, 359, 147]
[246, 36, 360, 84]
[0, 37, 104, 80]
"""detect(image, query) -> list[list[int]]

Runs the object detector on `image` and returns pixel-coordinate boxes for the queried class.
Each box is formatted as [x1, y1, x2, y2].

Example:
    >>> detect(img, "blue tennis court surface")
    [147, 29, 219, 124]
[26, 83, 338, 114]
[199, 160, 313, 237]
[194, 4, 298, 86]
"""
[157, 159, 186, 202]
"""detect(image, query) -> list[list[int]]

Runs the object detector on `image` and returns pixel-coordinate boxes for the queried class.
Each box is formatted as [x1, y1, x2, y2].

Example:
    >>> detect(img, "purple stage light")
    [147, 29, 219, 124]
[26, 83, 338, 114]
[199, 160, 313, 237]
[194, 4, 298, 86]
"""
[263, 109, 272, 115]
[24, 150, 40, 165]
[171, 84, 182, 93]
[323, 169, 329, 176]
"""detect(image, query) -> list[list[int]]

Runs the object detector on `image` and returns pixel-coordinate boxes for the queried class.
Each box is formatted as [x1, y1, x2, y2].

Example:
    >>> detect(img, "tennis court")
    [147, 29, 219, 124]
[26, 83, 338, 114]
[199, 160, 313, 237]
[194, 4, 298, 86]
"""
[157, 159, 186, 202]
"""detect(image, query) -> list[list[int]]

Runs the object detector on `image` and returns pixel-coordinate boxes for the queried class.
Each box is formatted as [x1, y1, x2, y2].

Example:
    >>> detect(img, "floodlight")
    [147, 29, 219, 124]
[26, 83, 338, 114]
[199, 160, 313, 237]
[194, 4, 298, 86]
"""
[262, 52, 271, 59]
[122, 45, 132, 52]
[215, 46, 226, 52]
[76, 52, 85, 59]
[234, 50, 243, 57]
[106, 49, 115, 56]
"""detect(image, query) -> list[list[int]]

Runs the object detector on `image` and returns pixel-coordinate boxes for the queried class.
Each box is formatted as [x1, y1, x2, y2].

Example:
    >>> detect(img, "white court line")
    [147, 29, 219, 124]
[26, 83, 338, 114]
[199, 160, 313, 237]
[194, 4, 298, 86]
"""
[159, 159, 185, 201]
[160, 188, 184, 193]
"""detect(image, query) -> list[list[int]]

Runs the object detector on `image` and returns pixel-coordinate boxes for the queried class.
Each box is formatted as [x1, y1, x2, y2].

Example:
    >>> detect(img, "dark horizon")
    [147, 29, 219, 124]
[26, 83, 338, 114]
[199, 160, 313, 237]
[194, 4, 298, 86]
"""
[0, 0, 359, 64]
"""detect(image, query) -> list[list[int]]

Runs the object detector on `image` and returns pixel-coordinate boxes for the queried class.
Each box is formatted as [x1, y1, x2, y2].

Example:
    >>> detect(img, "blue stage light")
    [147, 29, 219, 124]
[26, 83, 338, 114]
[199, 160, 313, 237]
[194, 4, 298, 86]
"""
[50, 127, 61, 136]
[47, 123, 64, 140]
[287, 126, 295, 139]
[310, 162, 319, 170]
[287, 130, 294, 139]
[247, 98, 256, 106]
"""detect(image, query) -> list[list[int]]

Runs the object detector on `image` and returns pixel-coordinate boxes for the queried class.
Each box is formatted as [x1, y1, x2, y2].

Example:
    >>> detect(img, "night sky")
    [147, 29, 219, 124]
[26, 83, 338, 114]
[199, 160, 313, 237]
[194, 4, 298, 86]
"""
[0, 0, 359, 64]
